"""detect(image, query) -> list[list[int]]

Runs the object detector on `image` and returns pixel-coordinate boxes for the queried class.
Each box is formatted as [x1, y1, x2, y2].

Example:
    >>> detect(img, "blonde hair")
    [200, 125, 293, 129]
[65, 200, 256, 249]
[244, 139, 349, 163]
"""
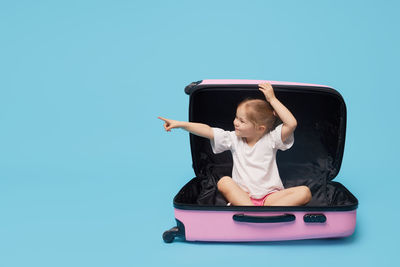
[237, 98, 278, 133]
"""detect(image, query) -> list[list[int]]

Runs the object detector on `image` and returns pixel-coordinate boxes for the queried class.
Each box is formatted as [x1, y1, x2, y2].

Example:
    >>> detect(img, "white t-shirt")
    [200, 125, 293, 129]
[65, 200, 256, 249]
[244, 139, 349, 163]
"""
[210, 123, 294, 199]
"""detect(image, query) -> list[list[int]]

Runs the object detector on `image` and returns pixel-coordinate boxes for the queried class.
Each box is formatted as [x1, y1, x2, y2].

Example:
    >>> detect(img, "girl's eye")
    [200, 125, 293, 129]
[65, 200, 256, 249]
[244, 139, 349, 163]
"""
[235, 116, 245, 123]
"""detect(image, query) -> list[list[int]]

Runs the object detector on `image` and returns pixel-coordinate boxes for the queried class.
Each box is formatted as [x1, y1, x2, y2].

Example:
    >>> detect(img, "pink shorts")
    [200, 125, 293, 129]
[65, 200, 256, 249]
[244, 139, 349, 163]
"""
[250, 191, 278, 206]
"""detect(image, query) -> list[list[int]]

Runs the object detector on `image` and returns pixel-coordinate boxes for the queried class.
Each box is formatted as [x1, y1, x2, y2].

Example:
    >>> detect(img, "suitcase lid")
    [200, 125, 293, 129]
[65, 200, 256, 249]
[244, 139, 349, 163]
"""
[185, 79, 346, 183]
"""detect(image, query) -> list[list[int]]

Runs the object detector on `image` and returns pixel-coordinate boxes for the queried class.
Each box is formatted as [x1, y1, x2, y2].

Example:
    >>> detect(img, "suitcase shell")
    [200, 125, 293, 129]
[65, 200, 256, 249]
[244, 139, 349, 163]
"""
[163, 79, 358, 243]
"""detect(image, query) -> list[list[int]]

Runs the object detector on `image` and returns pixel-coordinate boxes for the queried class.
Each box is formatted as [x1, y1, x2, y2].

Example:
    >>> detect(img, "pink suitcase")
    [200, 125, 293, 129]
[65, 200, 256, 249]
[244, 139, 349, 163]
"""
[163, 79, 358, 243]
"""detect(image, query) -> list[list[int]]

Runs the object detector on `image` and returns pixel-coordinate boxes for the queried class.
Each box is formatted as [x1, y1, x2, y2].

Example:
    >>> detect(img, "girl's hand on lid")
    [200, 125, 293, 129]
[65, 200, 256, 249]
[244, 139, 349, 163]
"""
[258, 82, 276, 103]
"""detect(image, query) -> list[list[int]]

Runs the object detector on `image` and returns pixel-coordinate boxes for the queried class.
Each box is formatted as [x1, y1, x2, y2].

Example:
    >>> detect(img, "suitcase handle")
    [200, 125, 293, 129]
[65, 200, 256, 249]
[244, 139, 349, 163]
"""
[233, 213, 296, 223]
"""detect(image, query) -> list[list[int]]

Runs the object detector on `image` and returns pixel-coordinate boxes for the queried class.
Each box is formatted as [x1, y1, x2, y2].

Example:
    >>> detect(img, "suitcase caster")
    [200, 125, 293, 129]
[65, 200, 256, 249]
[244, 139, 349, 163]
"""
[163, 227, 179, 243]
[163, 220, 185, 243]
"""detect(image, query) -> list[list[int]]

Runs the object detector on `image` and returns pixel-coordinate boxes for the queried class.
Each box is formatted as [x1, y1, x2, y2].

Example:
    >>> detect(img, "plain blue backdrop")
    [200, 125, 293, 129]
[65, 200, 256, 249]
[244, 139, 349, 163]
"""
[1, 0, 399, 266]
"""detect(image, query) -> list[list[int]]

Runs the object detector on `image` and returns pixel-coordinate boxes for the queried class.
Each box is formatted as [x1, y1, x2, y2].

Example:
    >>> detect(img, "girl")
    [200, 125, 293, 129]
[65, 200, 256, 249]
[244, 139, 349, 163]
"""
[158, 82, 312, 206]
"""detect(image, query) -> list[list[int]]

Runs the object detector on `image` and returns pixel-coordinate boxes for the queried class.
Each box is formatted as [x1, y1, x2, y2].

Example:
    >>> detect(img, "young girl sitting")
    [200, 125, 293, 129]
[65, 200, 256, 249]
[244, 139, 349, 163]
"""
[158, 82, 312, 206]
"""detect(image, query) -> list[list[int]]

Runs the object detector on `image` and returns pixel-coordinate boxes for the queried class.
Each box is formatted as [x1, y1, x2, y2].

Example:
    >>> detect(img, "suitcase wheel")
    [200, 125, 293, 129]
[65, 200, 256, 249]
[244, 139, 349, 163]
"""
[163, 227, 180, 243]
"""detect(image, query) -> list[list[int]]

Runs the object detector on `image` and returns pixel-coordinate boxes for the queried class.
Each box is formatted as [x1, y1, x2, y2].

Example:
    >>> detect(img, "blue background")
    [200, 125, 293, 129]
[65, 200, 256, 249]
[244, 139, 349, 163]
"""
[1, 0, 399, 266]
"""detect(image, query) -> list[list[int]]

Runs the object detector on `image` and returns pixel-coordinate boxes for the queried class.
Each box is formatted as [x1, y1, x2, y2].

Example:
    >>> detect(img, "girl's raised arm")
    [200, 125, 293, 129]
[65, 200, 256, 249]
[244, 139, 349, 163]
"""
[258, 83, 297, 142]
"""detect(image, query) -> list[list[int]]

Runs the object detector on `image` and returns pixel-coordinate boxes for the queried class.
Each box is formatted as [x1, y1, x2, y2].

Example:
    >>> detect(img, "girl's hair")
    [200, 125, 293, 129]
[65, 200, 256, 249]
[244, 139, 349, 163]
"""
[237, 98, 280, 133]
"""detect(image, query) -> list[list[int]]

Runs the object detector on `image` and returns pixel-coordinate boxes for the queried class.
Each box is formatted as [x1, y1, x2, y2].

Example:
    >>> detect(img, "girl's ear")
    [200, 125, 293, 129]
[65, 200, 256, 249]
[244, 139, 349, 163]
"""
[273, 111, 277, 117]
[258, 125, 266, 133]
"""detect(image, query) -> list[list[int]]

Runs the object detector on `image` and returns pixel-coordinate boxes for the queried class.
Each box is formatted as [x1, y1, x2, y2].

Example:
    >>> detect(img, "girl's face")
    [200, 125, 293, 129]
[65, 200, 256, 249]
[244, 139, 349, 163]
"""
[233, 105, 256, 138]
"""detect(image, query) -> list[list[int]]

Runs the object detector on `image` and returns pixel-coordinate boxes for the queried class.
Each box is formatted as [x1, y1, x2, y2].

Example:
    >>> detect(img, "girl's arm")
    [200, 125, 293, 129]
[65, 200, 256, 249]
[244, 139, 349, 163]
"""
[158, 116, 214, 140]
[258, 83, 297, 142]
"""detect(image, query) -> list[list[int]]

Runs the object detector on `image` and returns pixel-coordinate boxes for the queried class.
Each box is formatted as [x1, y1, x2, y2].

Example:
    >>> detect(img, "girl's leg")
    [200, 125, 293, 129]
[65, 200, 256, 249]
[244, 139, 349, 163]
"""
[264, 186, 312, 206]
[217, 176, 254, 206]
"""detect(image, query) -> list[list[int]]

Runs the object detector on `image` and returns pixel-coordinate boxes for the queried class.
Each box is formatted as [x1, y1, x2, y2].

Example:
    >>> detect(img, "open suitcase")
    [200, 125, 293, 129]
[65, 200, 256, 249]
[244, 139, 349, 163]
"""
[163, 79, 358, 243]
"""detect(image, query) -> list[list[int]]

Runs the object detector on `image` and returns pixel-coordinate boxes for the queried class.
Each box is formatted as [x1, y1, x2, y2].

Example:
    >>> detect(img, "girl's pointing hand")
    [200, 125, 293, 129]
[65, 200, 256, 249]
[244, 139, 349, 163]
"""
[158, 116, 181, 132]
